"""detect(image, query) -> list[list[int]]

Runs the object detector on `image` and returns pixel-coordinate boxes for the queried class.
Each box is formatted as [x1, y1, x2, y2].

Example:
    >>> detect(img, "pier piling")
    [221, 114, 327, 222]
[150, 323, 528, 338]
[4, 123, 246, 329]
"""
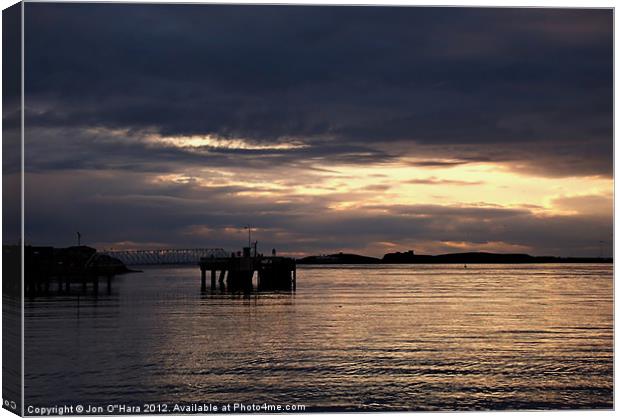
[200, 267, 206, 290]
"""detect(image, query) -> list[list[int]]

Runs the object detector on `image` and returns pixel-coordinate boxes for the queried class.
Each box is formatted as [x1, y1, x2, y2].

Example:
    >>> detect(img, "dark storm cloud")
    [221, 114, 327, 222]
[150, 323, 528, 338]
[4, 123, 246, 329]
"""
[22, 126, 394, 175]
[23, 4, 612, 177]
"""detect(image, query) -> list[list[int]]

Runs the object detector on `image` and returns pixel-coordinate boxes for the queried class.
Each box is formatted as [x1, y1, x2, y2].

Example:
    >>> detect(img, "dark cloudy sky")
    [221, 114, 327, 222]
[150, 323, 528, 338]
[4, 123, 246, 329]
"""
[15, 3, 613, 256]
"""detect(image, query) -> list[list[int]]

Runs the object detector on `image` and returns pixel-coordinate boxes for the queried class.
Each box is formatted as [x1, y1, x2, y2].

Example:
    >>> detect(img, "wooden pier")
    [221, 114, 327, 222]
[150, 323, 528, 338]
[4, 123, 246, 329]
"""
[24, 245, 132, 296]
[199, 250, 296, 292]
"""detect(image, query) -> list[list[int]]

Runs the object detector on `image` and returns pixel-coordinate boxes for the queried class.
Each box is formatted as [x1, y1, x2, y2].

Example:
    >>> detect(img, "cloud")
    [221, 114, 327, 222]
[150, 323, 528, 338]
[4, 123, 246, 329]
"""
[23, 169, 612, 257]
[550, 194, 613, 217]
[406, 177, 483, 186]
[18, 4, 613, 257]
[21, 4, 612, 178]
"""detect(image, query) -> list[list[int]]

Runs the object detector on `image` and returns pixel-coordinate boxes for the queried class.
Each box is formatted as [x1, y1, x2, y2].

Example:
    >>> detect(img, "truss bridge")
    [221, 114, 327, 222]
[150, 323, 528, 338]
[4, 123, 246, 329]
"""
[101, 248, 230, 266]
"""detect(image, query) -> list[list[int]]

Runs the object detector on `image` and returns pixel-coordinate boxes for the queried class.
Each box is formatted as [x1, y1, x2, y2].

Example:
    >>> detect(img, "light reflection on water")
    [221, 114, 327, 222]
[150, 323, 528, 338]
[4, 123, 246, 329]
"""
[25, 264, 612, 411]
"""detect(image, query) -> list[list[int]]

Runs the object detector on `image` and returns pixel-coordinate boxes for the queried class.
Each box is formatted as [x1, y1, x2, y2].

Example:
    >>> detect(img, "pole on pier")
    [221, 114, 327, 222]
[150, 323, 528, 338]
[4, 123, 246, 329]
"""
[211, 270, 216, 289]
[293, 267, 296, 291]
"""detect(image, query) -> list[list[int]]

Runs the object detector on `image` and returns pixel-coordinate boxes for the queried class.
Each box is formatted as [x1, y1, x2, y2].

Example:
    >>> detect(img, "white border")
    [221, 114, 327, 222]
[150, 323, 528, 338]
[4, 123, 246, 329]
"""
[20, 1, 24, 415]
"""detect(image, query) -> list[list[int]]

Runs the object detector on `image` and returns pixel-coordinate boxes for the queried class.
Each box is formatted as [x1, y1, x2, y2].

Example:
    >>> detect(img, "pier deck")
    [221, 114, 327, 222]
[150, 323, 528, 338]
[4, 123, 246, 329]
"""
[199, 254, 296, 291]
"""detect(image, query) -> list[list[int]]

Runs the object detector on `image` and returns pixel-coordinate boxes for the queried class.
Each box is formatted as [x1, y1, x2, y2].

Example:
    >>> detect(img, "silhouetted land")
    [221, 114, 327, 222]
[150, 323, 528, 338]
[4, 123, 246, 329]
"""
[297, 250, 612, 264]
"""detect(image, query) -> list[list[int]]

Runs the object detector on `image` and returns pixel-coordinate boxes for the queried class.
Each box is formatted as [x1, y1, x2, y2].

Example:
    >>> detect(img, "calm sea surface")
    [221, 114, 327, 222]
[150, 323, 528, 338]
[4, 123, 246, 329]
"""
[25, 264, 613, 411]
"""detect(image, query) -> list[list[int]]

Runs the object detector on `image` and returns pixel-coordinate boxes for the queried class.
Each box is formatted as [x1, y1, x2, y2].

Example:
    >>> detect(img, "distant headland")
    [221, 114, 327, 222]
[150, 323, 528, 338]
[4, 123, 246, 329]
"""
[297, 250, 613, 264]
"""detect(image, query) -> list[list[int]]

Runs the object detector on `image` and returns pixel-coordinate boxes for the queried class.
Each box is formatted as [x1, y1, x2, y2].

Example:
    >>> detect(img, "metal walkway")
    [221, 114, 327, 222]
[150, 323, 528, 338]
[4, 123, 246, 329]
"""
[101, 248, 230, 265]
